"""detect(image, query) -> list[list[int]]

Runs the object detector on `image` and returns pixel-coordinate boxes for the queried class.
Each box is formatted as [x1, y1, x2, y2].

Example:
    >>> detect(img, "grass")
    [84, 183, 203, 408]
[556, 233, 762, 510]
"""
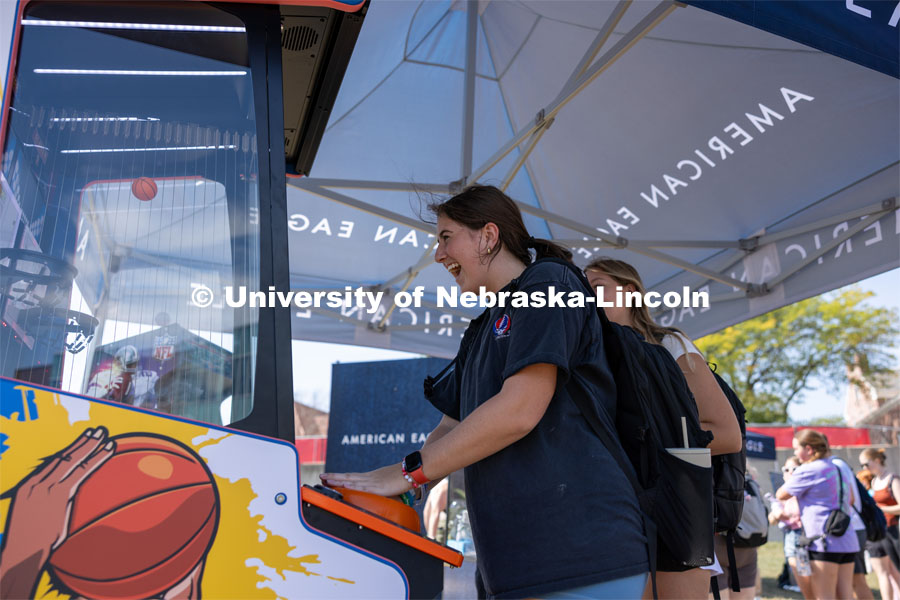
[757, 540, 882, 599]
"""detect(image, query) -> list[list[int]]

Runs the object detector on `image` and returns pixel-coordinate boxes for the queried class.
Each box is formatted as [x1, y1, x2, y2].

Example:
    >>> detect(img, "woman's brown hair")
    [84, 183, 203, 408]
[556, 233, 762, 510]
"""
[428, 185, 571, 265]
[795, 429, 829, 461]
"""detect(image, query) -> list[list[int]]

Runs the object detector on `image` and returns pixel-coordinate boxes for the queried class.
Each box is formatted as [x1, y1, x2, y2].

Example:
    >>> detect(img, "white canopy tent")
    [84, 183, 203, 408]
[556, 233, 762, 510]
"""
[284, 0, 899, 358]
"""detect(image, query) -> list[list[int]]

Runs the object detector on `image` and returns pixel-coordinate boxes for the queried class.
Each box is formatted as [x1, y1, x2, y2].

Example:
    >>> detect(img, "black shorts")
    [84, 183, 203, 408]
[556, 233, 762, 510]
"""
[809, 550, 857, 564]
[867, 524, 900, 568]
[853, 529, 868, 574]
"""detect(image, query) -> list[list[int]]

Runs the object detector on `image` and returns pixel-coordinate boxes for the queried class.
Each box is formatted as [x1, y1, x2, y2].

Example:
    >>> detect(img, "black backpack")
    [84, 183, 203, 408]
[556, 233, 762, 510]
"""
[707, 368, 749, 594]
[709, 369, 747, 533]
[522, 260, 717, 575]
[854, 476, 888, 542]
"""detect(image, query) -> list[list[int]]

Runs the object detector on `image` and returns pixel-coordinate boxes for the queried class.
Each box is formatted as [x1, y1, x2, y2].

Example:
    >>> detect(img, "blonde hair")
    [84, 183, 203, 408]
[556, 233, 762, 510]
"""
[584, 257, 694, 366]
[861, 448, 888, 466]
[857, 469, 874, 490]
[795, 429, 829, 461]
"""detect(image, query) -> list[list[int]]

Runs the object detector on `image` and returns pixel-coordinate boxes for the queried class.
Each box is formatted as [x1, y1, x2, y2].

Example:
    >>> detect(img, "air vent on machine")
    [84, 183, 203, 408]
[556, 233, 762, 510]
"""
[282, 25, 319, 52]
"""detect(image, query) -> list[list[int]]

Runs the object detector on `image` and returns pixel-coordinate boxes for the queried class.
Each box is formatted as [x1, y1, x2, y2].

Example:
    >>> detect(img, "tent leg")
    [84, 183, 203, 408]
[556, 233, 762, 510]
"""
[461, 0, 477, 180]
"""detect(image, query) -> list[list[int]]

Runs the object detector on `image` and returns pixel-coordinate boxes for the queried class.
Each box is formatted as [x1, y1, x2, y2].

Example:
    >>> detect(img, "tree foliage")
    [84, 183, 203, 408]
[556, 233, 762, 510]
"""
[695, 288, 898, 423]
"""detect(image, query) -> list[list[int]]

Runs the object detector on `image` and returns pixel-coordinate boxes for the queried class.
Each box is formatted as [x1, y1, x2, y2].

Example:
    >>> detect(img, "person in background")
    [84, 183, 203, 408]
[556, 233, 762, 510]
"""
[859, 448, 900, 600]
[585, 258, 741, 600]
[828, 449, 873, 600]
[777, 429, 859, 600]
[770, 456, 812, 598]
[423, 478, 449, 541]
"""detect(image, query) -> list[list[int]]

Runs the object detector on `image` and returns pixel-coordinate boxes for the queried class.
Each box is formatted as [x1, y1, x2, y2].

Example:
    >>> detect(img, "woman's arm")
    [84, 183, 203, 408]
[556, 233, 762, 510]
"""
[321, 363, 557, 496]
[880, 476, 900, 515]
[677, 353, 742, 455]
[410, 415, 460, 490]
[422, 414, 459, 450]
[775, 484, 793, 501]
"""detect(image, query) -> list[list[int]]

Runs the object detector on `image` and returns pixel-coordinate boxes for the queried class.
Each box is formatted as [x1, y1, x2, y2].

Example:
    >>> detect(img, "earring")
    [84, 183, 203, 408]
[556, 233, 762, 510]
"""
[487, 247, 491, 254]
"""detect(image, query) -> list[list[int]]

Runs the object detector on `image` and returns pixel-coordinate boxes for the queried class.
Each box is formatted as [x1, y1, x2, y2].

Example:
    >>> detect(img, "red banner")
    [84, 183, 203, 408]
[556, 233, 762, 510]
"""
[748, 426, 871, 449]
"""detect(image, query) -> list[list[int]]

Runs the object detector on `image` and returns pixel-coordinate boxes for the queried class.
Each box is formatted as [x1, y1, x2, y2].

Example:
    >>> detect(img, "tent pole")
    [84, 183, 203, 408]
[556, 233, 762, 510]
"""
[498, 1, 631, 191]
[644, 196, 897, 302]
[292, 178, 449, 192]
[698, 203, 895, 304]
[499, 128, 546, 191]
[293, 183, 433, 232]
[379, 247, 439, 289]
[461, 0, 477, 180]
[754, 198, 897, 247]
[467, 0, 677, 186]
[765, 209, 892, 289]
[554, 238, 741, 249]
[514, 200, 748, 289]
[563, 1, 632, 90]
[376, 240, 437, 330]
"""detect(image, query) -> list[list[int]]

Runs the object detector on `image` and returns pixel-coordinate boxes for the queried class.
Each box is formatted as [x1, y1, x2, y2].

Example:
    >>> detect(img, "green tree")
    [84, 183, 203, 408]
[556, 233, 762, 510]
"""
[695, 288, 898, 423]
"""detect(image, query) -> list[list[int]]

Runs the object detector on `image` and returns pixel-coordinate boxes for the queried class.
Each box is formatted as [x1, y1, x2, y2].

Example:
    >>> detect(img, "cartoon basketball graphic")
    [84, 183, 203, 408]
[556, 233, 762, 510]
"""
[47, 434, 219, 600]
[131, 177, 157, 201]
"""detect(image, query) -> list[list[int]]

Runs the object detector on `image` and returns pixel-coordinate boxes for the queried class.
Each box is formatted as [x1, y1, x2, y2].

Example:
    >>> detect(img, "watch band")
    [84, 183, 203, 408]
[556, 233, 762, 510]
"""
[402, 451, 429, 486]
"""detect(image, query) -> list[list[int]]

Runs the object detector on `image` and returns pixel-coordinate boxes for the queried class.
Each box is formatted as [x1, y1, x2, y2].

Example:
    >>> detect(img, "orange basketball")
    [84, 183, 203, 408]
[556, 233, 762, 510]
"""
[48, 434, 219, 600]
[131, 177, 157, 201]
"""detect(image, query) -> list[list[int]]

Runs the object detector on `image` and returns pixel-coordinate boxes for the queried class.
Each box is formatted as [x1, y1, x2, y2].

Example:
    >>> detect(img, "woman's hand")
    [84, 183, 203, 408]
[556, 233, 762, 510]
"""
[320, 463, 411, 497]
[775, 484, 793, 502]
[163, 559, 205, 599]
[768, 505, 785, 524]
[0, 427, 115, 600]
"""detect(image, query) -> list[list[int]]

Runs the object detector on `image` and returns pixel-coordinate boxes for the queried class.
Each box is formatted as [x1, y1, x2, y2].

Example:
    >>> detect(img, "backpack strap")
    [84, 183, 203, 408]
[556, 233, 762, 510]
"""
[835, 463, 845, 512]
[725, 531, 740, 592]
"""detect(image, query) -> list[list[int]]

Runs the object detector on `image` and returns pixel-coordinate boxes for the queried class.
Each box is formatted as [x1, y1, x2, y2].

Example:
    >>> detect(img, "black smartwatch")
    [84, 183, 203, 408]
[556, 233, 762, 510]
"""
[402, 451, 428, 486]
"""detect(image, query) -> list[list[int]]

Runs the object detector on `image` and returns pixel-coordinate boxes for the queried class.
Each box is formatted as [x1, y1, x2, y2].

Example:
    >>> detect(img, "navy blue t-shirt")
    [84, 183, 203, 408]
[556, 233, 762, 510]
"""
[428, 262, 648, 598]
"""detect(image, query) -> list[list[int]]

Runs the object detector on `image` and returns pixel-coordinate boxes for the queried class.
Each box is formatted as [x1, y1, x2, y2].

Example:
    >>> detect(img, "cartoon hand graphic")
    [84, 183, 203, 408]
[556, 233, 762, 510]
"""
[163, 559, 206, 600]
[0, 427, 116, 600]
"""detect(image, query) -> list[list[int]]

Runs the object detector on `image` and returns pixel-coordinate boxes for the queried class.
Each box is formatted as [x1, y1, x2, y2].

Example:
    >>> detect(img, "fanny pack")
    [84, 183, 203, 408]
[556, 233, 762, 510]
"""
[796, 463, 851, 550]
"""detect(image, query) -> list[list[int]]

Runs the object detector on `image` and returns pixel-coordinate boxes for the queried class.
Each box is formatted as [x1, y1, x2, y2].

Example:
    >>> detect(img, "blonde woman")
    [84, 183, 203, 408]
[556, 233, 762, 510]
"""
[858, 447, 900, 600]
[585, 258, 742, 600]
[777, 430, 860, 600]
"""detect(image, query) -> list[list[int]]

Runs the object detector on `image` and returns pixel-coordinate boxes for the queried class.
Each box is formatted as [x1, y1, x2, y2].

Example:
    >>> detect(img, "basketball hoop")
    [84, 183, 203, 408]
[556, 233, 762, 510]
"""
[0, 249, 78, 309]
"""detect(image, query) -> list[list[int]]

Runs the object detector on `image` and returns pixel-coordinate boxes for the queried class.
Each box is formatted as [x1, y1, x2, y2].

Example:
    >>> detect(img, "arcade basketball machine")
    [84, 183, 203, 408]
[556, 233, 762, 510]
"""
[0, 2, 461, 599]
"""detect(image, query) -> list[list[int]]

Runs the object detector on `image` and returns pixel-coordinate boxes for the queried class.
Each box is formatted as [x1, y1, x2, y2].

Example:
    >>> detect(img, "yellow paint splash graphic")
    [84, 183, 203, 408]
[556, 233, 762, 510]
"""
[202, 475, 324, 599]
[1, 386, 354, 599]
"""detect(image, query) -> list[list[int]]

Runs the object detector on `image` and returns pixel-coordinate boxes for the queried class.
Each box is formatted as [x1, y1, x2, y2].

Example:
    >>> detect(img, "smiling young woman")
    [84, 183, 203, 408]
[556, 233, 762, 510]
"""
[322, 185, 651, 599]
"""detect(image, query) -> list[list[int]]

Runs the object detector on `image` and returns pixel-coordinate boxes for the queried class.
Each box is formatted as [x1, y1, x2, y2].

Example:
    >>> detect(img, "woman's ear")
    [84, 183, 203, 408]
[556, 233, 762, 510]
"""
[482, 222, 500, 251]
[624, 283, 636, 294]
